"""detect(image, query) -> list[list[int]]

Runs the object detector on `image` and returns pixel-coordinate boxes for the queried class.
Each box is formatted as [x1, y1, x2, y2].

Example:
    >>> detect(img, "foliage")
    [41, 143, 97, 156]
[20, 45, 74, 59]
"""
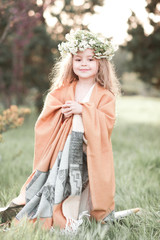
[122, 0, 160, 88]
[0, 0, 104, 111]
[0, 105, 31, 142]
[0, 0, 55, 107]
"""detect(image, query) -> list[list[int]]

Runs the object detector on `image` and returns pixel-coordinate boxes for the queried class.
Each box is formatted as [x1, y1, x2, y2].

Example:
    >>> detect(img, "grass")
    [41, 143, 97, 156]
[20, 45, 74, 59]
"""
[0, 96, 160, 239]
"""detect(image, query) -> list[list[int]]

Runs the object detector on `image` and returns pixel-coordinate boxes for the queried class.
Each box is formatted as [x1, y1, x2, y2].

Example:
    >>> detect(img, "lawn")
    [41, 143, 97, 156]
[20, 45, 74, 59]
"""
[0, 96, 160, 239]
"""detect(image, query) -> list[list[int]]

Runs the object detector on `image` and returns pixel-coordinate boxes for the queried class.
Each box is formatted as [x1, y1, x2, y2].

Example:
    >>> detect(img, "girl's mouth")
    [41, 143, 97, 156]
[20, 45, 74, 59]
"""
[79, 69, 90, 71]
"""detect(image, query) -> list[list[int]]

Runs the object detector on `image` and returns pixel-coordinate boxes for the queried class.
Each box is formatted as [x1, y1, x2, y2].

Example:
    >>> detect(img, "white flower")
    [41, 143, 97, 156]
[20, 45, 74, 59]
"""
[79, 40, 88, 47]
[81, 34, 85, 39]
[105, 39, 110, 45]
[79, 47, 85, 51]
[69, 47, 78, 54]
[67, 42, 75, 48]
[65, 33, 71, 41]
[95, 52, 101, 56]
[74, 39, 78, 45]
[95, 56, 101, 59]
[89, 39, 96, 45]
[58, 43, 62, 51]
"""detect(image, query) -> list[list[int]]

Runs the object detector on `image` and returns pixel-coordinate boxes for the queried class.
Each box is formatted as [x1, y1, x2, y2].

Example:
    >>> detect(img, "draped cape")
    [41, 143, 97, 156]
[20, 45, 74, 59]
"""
[9, 81, 116, 229]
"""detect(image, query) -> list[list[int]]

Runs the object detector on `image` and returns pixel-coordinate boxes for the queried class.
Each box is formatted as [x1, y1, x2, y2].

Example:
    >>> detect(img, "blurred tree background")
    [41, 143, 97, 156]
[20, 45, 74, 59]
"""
[0, 0, 104, 112]
[118, 0, 160, 96]
[0, 0, 160, 112]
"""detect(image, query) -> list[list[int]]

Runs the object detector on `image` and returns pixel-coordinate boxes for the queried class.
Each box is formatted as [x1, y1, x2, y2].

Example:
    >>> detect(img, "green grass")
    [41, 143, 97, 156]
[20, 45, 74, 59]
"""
[0, 96, 160, 239]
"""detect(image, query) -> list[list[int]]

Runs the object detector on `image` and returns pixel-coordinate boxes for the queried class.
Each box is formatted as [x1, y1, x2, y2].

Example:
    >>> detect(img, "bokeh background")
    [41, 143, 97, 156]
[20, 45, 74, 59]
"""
[0, 0, 160, 239]
[0, 0, 160, 111]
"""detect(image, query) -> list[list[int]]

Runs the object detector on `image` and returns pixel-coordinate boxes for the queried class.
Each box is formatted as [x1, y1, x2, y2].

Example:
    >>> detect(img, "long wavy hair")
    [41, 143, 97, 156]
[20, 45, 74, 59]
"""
[49, 53, 121, 96]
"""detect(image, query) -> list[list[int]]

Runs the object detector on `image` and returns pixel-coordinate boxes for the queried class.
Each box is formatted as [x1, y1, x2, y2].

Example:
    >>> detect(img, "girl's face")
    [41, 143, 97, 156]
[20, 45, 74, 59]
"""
[72, 49, 99, 81]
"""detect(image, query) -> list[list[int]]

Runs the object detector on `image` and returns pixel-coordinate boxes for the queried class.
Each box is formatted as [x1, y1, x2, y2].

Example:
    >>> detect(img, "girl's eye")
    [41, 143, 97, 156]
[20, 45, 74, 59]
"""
[75, 59, 81, 61]
[89, 58, 94, 61]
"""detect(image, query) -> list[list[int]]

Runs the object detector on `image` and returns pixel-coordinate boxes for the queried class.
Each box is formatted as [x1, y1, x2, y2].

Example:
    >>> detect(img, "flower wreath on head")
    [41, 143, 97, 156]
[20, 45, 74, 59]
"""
[58, 29, 118, 60]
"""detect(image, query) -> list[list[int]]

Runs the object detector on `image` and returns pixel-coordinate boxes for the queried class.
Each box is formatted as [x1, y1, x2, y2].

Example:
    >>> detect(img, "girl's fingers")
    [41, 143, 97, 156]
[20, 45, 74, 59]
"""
[65, 110, 73, 116]
[62, 104, 71, 108]
[62, 107, 71, 113]
[62, 100, 74, 108]
[62, 106, 72, 115]
[63, 106, 70, 110]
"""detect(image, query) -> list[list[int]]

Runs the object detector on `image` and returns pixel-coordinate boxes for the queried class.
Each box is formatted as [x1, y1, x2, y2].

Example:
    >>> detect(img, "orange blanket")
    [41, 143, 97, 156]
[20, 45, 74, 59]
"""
[11, 80, 116, 229]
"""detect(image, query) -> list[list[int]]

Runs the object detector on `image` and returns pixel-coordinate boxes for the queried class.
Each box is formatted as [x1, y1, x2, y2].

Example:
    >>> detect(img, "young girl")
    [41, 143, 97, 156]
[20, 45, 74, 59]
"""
[0, 29, 121, 232]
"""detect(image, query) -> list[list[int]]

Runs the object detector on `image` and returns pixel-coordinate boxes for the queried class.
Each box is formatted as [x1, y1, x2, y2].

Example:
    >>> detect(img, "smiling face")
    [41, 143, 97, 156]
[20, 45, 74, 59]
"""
[72, 48, 99, 81]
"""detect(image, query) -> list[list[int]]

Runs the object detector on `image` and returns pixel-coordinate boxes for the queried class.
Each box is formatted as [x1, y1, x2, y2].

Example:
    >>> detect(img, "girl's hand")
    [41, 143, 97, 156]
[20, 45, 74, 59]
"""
[61, 100, 82, 119]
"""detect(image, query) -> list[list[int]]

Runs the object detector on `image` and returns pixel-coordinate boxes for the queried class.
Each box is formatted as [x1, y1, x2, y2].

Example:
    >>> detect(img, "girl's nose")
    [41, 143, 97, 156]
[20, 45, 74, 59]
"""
[81, 58, 87, 65]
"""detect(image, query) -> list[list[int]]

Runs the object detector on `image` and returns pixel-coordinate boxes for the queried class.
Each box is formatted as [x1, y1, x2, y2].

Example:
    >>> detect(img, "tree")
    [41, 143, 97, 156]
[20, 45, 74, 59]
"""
[122, 0, 160, 88]
[0, 0, 104, 111]
[0, 0, 55, 107]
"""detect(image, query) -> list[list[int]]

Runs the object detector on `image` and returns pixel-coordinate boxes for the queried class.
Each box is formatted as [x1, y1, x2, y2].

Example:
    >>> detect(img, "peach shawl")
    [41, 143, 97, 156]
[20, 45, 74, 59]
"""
[11, 80, 116, 229]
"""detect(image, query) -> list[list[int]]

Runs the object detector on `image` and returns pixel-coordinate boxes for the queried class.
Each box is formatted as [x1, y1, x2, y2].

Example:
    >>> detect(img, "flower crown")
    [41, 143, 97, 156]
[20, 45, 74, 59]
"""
[58, 29, 118, 60]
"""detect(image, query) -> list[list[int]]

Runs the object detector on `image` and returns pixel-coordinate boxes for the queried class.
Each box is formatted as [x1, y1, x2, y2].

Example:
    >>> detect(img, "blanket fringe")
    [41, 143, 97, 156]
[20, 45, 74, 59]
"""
[64, 211, 90, 235]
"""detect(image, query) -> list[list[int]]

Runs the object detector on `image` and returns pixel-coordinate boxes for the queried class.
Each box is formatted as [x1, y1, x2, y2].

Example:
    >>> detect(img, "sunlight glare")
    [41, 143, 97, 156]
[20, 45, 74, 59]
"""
[149, 13, 160, 23]
[44, 8, 58, 27]
[73, 0, 85, 6]
[86, 0, 153, 45]
[44, 0, 155, 45]
[36, 0, 43, 6]
[51, 0, 64, 15]
[28, 10, 35, 17]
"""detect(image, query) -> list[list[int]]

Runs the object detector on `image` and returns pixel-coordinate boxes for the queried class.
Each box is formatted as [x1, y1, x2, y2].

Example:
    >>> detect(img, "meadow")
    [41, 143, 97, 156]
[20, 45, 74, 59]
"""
[0, 96, 160, 239]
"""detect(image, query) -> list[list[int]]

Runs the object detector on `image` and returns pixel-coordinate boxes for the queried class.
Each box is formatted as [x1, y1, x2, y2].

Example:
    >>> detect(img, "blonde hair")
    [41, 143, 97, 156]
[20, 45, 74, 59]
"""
[49, 54, 121, 96]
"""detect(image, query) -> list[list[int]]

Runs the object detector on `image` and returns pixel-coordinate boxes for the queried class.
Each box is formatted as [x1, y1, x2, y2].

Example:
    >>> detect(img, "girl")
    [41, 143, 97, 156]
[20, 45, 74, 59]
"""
[0, 29, 121, 232]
